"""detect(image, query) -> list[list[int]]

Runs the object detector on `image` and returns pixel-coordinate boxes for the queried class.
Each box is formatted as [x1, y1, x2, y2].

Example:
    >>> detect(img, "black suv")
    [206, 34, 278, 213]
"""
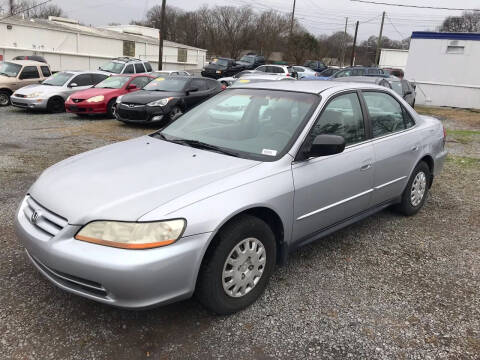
[236, 54, 265, 70]
[201, 58, 244, 79]
[116, 76, 222, 124]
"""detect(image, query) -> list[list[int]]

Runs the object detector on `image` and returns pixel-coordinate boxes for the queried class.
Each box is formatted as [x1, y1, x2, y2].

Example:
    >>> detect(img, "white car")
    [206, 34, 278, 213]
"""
[217, 70, 256, 87]
[254, 64, 297, 78]
[292, 66, 319, 79]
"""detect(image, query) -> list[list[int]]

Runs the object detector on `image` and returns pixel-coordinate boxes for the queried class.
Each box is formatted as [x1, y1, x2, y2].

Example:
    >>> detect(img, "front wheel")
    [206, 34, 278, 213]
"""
[168, 106, 183, 122]
[0, 90, 11, 106]
[47, 97, 65, 113]
[395, 161, 430, 216]
[106, 99, 117, 118]
[196, 215, 276, 314]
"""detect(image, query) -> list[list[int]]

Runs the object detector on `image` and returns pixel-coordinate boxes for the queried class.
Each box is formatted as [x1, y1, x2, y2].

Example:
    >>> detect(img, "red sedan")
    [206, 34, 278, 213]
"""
[65, 74, 155, 117]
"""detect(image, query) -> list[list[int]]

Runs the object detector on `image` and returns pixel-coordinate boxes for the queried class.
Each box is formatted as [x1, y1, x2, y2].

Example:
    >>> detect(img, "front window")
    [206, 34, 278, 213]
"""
[156, 89, 319, 160]
[100, 61, 125, 74]
[143, 77, 189, 92]
[211, 58, 229, 67]
[239, 55, 255, 64]
[390, 81, 403, 96]
[95, 76, 130, 89]
[42, 72, 74, 86]
[0, 62, 22, 77]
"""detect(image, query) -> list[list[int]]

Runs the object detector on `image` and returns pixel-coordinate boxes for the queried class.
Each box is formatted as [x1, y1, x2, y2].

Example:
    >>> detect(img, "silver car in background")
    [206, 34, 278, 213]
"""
[15, 81, 447, 314]
[10, 71, 109, 112]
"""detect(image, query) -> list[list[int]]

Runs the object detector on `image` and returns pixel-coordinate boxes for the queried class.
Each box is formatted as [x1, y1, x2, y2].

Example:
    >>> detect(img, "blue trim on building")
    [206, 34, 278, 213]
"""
[411, 31, 480, 41]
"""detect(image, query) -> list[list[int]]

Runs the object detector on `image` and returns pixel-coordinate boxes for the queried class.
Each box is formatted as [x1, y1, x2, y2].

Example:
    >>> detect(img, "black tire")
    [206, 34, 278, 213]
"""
[168, 106, 183, 122]
[47, 97, 65, 113]
[0, 90, 11, 106]
[106, 98, 117, 118]
[395, 161, 430, 216]
[196, 214, 276, 315]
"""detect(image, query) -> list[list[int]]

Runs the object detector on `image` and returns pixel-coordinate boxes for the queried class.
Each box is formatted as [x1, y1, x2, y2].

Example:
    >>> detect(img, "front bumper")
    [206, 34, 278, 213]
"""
[115, 103, 166, 124]
[10, 95, 48, 109]
[65, 101, 107, 114]
[15, 196, 212, 309]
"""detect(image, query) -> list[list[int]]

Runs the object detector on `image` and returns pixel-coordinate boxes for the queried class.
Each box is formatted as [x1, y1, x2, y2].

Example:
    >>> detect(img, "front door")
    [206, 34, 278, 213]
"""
[292, 91, 374, 243]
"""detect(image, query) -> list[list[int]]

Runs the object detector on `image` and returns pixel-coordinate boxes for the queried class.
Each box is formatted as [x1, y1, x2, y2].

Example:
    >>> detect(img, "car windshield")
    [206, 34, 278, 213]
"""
[211, 58, 229, 67]
[390, 81, 403, 96]
[156, 89, 318, 160]
[95, 76, 130, 89]
[42, 72, 74, 86]
[0, 62, 22, 77]
[99, 61, 125, 74]
[239, 56, 254, 64]
[143, 77, 188, 92]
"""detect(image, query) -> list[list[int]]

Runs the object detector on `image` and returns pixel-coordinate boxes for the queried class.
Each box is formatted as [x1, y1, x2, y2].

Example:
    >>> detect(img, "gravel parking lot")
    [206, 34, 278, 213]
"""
[1, 106, 479, 359]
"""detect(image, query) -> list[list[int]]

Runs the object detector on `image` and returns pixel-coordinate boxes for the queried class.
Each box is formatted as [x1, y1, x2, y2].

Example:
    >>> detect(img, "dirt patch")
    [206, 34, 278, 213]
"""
[416, 105, 480, 130]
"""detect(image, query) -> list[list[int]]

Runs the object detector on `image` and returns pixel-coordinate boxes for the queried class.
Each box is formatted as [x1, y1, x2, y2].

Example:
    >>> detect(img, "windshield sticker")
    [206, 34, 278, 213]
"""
[262, 149, 277, 156]
[155, 77, 165, 81]
[238, 79, 250, 83]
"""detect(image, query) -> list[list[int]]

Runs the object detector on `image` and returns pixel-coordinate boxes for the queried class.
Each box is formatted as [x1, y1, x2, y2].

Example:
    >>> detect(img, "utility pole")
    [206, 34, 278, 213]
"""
[288, 0, 296, 62]
[9, 0, 14, 15]
[350, 21, 359, 66]
[375, 11, 386, 65]
[341, 17, 348, 67]
[158, 0, 166, 70]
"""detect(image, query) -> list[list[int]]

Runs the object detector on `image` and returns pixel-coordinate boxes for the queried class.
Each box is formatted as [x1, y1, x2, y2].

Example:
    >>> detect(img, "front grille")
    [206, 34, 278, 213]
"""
[117, 105, 148, 121]
[28, 252, 108, 298]
[12, 101, 28, 107]
[23, 196, 67, 237]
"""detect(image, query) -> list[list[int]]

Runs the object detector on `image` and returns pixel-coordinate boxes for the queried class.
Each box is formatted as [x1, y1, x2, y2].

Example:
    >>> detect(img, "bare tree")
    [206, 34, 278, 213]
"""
[10, 0, 64, 18]
[440, 11, 480, 32]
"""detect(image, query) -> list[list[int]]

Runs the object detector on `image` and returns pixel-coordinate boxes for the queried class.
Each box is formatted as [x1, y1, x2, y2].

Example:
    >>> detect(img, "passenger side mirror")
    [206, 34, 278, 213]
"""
[126, 84, 138, 91]
[69, 82, 78, 88]
[306, 134, 345, 158]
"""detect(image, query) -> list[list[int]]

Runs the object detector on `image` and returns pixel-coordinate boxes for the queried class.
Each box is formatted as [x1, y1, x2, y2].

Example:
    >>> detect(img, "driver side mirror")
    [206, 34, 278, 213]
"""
[305, 134, 345, 158]
[126, 84, 138, 91]
[69, 82, 78, 88]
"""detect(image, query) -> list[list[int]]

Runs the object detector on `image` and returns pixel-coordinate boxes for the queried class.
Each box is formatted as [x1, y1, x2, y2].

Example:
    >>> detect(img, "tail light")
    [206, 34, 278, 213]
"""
[221, 84, 227, 90]
[286, 73, 291, 77]
[315, 72, 320, 76]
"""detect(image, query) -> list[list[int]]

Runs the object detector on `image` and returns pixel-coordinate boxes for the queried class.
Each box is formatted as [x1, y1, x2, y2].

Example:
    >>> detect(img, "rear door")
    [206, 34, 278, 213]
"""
[292, 91, 374, 243]
[361, 90, 419, 205]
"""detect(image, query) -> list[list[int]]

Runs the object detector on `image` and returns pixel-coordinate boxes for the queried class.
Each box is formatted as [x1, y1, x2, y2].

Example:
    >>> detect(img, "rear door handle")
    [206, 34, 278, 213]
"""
[360, 164, 372, 171]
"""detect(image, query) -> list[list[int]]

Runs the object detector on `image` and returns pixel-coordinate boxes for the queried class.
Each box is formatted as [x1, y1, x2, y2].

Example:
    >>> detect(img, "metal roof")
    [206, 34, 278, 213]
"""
[411, 31, 480, 41]
[0, 17, 206, 51]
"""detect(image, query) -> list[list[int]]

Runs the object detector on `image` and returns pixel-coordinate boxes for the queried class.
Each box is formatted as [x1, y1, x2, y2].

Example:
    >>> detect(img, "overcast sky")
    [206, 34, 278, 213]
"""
[48, 0, 479, 41]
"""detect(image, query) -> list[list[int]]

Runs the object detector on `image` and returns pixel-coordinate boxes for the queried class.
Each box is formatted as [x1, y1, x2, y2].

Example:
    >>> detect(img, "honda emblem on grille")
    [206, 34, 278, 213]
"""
[31, 211, 40, 224]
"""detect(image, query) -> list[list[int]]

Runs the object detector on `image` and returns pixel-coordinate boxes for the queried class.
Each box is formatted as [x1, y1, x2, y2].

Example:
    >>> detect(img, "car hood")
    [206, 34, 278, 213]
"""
[70, 87, 119, 99]
[204, 63, 227, 71]
[120, 90, 184, 104]
[29, 136, 260, 224]
[15, 84, 63, 95]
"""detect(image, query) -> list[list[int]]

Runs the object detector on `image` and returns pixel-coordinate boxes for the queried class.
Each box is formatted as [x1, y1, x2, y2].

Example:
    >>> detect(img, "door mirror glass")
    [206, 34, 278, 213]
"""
[307, 135, 345, 157]
[69, 82, 78, 88]
[126, 84, 138, 90]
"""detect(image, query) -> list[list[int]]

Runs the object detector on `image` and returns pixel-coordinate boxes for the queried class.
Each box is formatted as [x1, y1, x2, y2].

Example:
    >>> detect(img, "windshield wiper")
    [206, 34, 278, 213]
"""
[170, 139, 241, 157]
[0, 72, 11, 77]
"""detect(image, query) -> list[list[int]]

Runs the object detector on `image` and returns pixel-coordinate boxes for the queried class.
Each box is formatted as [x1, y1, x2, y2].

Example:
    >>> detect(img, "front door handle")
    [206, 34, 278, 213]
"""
[360, 164, 372, 171]
[411, 145, 419, 152]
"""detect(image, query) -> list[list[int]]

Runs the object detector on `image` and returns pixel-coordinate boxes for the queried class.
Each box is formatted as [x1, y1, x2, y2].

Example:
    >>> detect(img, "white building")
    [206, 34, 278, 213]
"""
[0, 16, 207, 72]
[405, 31, 480, 109]
[379, 48, 409, 71]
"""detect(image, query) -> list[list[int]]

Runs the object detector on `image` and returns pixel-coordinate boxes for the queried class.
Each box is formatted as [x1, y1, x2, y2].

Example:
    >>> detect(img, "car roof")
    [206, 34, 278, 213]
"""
[59, 70, 109, 75]
[231, 80, 387, 94]
[7, 59, 46, 66]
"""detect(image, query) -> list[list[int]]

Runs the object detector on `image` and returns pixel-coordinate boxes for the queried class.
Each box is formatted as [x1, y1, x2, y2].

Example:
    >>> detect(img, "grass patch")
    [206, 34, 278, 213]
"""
[446, 155, 480, 168]
[415, 106, 480, 129]
[446, 129, 480, 144]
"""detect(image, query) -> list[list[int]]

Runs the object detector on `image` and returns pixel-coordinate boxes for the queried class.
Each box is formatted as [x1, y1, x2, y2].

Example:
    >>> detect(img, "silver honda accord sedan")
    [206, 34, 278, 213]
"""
[15, 81, 447, 314]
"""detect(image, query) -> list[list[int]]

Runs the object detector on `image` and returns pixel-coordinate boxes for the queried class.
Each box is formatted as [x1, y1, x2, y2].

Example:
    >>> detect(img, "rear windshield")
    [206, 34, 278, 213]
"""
[99, 61, 124, 74]
[143, 77, 189, 92]
[42, 72, 74, 86]
[0, 62, 22, 77]
[95, 76, 130, 89]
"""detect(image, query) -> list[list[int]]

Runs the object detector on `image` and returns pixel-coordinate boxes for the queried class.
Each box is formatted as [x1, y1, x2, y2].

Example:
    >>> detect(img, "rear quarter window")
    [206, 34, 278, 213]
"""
[40, 66, 51, 77]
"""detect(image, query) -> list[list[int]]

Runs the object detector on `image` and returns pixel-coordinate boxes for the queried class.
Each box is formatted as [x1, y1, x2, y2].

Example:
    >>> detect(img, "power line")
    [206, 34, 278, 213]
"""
[386, 14, 407, 39]
[0, 0, 51, 20]
[350, 0, 480, 11]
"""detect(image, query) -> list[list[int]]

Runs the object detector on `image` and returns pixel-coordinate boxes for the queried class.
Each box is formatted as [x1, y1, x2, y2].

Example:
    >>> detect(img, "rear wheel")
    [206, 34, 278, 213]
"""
[0, 90, 11, 106]
[106, 99, 117, 118]
[47, 97, 65, 113]
[196, 215, 276, 314]
[395, 161, 430, 216]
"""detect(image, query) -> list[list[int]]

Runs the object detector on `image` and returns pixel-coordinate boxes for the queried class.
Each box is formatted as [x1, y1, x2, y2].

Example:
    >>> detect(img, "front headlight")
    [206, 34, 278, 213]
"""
[26, 92, 43, 98]
[147, 97, 173, 107]
[86, 95, 104, 103]
[75, 219, 186, 249]
[116, 95, 123, 104]
[216, 70, 222, 74]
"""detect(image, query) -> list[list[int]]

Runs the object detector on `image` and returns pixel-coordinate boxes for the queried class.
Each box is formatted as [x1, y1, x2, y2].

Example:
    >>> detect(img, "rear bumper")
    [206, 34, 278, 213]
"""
[65, 101, 107, 114]
[10, 96, 48, 109]
[434, 149, 448, 177]
[15, 197, 211, 309]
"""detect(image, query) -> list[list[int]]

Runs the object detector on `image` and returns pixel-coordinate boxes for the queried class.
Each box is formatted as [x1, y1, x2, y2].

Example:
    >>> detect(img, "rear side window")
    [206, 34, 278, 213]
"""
[134, 63, 146, 73]
[403, 108, 415, 128]
[293, 67, 304, 72]
[144, 62, 152, 72]
[352, 68, 364, 76]
[40, 66, 51, 77]
[124, 64, 134, 74]
[363, 91, 406, 138]
[310, 92, 366, 146]
[256, 66, 267, 72]
[367, 68, 380, 75]
[129, 76, 152, 89]
[19, 66, 40, 79]
[71, 74, 93, 86]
